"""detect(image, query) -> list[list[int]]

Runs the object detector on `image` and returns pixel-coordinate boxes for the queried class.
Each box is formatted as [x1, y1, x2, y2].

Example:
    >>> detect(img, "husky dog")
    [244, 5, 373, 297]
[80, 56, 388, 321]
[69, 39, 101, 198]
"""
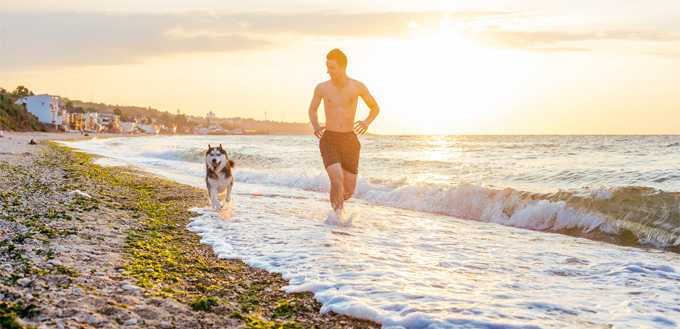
[205, 144, 236, 211]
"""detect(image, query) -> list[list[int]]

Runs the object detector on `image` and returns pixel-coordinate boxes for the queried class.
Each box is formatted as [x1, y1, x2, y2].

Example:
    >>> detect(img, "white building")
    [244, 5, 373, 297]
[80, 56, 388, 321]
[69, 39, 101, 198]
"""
[15, 94, 62, 126]
[206, 111, 216, 120]
[120, 122, 136, 134]
[137, 124, 160, 134]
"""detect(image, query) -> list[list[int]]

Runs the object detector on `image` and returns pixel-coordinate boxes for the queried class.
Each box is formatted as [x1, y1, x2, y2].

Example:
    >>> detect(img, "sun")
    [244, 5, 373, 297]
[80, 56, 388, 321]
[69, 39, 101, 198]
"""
[355, 28, 532, 135]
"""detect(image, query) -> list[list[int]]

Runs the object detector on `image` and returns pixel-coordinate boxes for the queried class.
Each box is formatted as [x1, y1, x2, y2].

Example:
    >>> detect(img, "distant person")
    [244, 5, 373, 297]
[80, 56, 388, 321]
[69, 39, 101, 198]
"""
[0, 130, 3, 138]
[308, 48, 380, 213]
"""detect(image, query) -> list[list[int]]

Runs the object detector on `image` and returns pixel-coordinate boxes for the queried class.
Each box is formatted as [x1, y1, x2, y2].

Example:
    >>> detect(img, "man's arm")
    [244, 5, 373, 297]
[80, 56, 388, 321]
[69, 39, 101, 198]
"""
[308, 84, 325, 139]
[354, 82, 380, 135]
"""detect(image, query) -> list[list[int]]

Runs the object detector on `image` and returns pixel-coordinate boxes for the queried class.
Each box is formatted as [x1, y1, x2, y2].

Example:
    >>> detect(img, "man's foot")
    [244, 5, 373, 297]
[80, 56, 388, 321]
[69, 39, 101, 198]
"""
[334, 208, 344, 219]
[324, 208, 345, 226]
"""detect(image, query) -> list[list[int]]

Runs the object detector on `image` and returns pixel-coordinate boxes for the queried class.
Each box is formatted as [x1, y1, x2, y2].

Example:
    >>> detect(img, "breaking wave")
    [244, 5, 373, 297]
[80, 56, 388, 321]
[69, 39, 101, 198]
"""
[235, 168, 680, 250]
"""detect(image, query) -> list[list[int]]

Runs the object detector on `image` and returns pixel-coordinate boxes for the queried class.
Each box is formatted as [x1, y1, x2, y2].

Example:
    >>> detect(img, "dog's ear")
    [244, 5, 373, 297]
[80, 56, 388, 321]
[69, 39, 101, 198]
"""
[208, 144, 211, 149]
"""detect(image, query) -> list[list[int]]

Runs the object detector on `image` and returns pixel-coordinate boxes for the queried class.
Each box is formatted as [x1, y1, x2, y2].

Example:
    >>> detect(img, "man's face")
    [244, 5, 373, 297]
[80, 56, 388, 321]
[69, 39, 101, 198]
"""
[326, 59, 344, 79]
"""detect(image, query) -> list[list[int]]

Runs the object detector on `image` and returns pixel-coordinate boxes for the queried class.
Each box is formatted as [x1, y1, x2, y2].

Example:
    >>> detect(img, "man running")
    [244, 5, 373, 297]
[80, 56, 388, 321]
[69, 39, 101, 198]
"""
[308, 48, 380, 212]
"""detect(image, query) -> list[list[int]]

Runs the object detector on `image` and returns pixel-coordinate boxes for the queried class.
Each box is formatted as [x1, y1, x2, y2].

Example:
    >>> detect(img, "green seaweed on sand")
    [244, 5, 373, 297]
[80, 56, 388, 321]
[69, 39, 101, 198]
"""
[230, 311, 304, 329]
[189, 296, 219, 311]
[54, 265, 80, 278]
[0, 301, 38, 329]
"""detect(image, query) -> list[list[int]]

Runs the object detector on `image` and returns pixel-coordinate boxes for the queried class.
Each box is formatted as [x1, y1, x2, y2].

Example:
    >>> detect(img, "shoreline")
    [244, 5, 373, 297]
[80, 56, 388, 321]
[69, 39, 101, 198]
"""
[0, 132, 380, 328]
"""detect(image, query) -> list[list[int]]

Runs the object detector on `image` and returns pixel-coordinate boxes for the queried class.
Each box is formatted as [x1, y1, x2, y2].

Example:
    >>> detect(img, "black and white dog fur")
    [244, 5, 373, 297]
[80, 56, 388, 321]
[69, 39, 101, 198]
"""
[205, 144, 236, 211]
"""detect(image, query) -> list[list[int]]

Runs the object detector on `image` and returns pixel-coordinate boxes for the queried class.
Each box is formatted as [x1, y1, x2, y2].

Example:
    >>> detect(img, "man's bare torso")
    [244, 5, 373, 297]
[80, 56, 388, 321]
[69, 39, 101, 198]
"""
[318, 79, 362, 132]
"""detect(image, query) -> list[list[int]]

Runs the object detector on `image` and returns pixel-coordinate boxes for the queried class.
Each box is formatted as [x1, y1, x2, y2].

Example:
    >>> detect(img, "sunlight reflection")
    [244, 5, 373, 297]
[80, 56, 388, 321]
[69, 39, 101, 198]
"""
[403, 136, 468, 185]
[420, 136, 463, 163]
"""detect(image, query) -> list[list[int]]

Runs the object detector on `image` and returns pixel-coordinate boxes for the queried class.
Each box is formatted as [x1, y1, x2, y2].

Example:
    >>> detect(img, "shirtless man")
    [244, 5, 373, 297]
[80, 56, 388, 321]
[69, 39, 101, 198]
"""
[308, 48, 380, 212]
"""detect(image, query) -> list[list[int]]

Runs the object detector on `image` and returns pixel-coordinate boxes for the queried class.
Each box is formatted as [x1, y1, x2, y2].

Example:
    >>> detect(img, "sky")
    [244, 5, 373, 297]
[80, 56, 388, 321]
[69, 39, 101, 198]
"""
[1, 0, 679, 135]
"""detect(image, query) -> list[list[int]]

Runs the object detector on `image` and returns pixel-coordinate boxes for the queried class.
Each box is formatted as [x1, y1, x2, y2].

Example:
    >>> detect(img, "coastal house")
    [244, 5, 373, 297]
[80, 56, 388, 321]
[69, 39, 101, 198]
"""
[82, 112, 103, 132]
[99, 114, 121, 133]
[15, 94, 63, 127]
[79, 113, 121, 132]
[137, 124, 160, 134]
[128, 115, 148, 124]
[119, 122, 136, 134]
[62, 112, 84, 132]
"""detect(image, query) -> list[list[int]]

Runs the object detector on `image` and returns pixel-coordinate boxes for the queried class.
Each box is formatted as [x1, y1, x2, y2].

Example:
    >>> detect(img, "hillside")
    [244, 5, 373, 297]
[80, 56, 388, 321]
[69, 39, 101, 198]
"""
[70, 99, 313, 135]
[69, 100, 174, 120]
[0, 94, 51, 132]
[0, 84, 312, 135]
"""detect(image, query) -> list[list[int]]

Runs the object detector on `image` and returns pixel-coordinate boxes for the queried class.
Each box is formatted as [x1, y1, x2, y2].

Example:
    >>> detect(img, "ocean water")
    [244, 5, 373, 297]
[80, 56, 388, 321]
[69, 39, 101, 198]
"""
[58, 135, 680, 329]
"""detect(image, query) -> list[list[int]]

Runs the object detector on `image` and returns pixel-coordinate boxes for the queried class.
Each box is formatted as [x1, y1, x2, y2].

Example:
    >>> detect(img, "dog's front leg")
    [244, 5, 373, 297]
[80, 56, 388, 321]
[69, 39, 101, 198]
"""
[225, 178, 233, 202]
[209, 188, 222, 211]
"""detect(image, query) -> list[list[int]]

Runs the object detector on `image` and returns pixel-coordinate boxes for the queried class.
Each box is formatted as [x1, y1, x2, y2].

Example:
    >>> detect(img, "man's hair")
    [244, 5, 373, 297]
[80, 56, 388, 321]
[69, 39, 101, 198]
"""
[326, 48, 347, 68]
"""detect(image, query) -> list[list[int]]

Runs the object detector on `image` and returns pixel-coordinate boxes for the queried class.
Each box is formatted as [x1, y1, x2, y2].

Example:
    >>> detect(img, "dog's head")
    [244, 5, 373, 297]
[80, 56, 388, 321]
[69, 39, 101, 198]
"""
[206, 144, 234, 171]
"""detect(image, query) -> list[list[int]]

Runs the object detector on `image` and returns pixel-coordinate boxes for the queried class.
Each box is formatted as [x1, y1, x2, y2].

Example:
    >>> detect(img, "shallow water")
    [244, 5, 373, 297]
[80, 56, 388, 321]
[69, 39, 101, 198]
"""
[59, 135, 680, 328]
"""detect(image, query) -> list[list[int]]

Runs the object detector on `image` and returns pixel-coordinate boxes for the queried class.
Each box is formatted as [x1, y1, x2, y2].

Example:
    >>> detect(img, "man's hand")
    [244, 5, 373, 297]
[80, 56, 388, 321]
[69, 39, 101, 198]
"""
[354, 121, 369, 135]
[314, 125, 326, 139]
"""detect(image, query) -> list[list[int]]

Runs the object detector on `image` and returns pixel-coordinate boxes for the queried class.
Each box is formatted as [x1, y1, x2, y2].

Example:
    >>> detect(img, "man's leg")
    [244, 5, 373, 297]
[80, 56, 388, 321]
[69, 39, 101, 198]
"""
[342, 169, 357, 201]
[325, 163, 345, 210]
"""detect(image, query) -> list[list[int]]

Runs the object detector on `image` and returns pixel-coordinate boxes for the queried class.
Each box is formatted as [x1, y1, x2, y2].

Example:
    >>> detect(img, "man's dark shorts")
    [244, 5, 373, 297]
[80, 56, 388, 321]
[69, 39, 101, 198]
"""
[319, 130, 361, 174]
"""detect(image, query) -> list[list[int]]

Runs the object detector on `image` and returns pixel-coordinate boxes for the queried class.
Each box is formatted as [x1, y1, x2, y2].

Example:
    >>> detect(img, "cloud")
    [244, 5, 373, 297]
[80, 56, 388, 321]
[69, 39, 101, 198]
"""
[0, 12, 273, 68]
[1, 11, 485, 68]
[161, 11, 512, 39]
[472, 29, 680, 51]
[2, 11, 677, 68]
[644, 52, 680, 59]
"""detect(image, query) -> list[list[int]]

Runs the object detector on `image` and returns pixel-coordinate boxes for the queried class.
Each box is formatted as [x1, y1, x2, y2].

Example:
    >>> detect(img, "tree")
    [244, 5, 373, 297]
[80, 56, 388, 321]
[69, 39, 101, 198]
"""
[220, 122, 237, 131]
[64, 101, 74, 109]
[10, 85, 34, 99]
[113, 108, 123, 117]
[160, 112, 171, 124]
[174, 114, 188, 126]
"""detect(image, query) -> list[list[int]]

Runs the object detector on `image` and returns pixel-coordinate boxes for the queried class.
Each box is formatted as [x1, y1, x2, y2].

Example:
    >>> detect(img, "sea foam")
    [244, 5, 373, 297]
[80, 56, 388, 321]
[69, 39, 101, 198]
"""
[184, 184, 680, 329]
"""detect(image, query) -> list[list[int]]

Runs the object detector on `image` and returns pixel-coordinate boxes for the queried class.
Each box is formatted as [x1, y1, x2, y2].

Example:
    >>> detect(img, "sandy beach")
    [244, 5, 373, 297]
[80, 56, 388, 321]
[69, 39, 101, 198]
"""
[0, 131, 379, 328]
